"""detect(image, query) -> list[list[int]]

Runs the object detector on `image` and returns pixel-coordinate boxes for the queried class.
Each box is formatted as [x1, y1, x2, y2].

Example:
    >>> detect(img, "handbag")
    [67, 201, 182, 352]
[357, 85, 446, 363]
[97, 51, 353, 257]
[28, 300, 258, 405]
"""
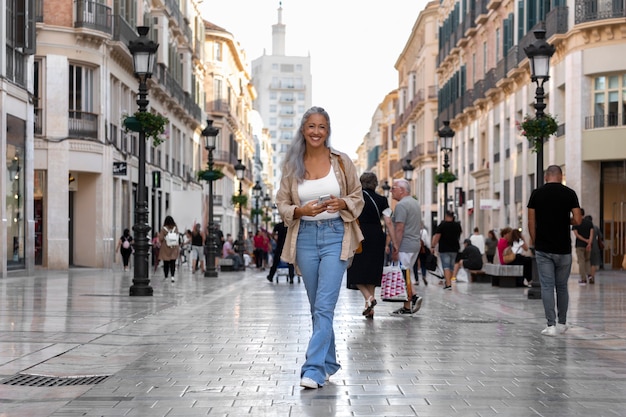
[503, 247, 516, 264]
[424, 251, 438, 271]
[381, 262, 410, 302]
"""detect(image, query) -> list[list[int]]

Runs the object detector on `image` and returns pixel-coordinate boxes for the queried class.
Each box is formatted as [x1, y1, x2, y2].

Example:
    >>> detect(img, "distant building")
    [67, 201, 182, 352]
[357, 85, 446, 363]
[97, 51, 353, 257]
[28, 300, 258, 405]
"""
[251, 4, 312, 194]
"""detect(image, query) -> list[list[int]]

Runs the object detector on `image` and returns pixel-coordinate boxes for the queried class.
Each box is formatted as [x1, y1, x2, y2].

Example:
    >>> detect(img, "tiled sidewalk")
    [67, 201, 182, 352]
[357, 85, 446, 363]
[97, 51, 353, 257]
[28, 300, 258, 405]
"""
[1, 266, 625, 416]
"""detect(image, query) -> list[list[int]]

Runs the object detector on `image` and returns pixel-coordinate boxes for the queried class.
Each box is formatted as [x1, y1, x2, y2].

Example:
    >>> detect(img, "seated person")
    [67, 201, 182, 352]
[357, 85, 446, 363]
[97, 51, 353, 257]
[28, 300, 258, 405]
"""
[222, 234, 243, 270]
[452, 239, 483, 279]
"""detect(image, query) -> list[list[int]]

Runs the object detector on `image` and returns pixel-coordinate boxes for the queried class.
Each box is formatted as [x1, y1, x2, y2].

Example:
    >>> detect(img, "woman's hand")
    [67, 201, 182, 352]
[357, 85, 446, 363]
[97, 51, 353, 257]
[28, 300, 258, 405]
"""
[324, 195, 346, 213]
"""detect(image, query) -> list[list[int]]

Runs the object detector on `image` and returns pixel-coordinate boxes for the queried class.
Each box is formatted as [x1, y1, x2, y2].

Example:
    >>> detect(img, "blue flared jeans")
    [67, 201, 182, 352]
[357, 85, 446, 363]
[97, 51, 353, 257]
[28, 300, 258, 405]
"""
[536, 251, 572, 326]
[296, 218, 347, 386]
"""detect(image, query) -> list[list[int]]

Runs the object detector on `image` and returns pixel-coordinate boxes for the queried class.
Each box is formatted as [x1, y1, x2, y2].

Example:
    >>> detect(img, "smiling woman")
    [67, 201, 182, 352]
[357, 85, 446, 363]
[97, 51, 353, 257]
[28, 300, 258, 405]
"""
[200, 0, 429, 157]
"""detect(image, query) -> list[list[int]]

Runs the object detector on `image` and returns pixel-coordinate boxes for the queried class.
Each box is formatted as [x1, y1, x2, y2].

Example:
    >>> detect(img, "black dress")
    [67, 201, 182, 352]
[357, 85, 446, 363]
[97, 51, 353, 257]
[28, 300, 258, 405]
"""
[347, 189, 389, 289]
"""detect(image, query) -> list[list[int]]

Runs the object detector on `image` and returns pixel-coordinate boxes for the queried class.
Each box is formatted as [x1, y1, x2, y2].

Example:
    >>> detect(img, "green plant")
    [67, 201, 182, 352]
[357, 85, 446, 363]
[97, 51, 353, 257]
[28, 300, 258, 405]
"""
[231, 194, 248, 208]
[435, 171, 457, 184]
[197, 168, 224, 182]
[262, 215, 272, 223]
[251, 208, 264, 217]
[516, 113, 559, 153]
[123, 111, 169, 146]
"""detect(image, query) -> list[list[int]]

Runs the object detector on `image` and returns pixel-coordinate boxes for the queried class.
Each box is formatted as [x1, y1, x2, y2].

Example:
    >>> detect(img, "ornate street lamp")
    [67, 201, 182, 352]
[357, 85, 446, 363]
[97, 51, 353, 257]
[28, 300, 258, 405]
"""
[524, 28, 555, 300]
[202, 120, 220, 278]
[263, 193, 271, 230]
[128, 26, 158, 297]
[438, 120, 455, 214]
[252, 181, 262, 231]
[234, 159, 246, 268]
[524, 28, 555, 189]
[402, 159, 414, 182]
[381, 180, 391, 199]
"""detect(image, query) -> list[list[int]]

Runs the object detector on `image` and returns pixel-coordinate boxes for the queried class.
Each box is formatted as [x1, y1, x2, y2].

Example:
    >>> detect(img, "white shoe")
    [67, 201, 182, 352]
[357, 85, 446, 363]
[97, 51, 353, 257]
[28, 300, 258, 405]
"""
[556, 323, 568, 334]
[541, 325, 558, 336]
[299, 377, 319, 389]
[171, 276, 175, 282]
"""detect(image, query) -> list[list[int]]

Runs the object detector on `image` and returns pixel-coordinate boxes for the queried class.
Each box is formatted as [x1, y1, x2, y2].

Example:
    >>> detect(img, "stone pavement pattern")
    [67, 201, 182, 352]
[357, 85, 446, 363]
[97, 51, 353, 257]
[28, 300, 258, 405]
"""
[0, 266, 625, 416]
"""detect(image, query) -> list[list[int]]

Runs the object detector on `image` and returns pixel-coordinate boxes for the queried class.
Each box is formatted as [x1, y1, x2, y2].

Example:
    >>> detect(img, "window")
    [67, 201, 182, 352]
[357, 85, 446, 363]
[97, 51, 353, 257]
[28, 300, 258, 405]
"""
[215, 42, 222, 61]
[69, 64, 97, 138]
[592, 74, 626, 128]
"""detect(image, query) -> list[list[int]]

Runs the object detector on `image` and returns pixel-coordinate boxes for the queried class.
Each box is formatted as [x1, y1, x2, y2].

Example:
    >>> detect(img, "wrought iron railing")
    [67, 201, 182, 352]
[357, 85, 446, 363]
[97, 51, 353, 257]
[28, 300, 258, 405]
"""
[575, 0, 625, 24]
[585, 113, 626, 129]
[68, 111, 98, 139]
[74, 0, 112, 34]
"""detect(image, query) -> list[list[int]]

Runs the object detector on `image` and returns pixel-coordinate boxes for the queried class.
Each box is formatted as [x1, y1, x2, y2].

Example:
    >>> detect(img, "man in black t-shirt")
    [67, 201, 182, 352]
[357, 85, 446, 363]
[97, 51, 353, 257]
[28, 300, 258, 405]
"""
[527, 165, 582, 337]
[572, 208, 594, 285]
[432, 211, 462, 289]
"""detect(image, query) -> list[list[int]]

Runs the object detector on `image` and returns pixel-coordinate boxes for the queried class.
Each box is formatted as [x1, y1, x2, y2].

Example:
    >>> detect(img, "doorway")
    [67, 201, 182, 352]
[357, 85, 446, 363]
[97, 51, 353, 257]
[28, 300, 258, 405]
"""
[601, 161, 626, 269]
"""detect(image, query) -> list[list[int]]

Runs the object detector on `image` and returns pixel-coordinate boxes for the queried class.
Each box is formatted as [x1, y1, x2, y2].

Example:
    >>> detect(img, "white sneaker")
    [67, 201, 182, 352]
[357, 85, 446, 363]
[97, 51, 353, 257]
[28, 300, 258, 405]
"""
[556, 323, 568, 334]
[299, 377, 319, 389]
[171, 276, 175, 283]
[541, 325, 558, 336]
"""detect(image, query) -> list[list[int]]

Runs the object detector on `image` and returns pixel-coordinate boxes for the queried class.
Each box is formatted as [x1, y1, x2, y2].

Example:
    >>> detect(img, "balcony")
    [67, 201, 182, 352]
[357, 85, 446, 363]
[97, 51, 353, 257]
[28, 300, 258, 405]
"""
[585, 113, 626, 129]
[111, 15, 136, 45]
[575, 0, 625, 24]
[68, 111, 98, 139]
[154, 64, 203, 121]
[213, 150, 239, 167]
[74, 0, 112, 34]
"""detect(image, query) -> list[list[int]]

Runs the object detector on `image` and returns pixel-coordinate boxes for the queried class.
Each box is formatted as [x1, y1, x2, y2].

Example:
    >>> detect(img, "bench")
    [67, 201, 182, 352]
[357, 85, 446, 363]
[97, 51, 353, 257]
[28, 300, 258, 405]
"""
[469, 270, 489, 283]
[484, 264, 524, 287]
[218, 258, 235, 272]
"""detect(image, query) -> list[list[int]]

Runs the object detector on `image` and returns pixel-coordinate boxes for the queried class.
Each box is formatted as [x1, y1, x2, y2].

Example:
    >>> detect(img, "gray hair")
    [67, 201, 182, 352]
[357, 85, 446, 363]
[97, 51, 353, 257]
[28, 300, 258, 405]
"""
[281, 107, 332, 182]
[393, 179, 410, 193]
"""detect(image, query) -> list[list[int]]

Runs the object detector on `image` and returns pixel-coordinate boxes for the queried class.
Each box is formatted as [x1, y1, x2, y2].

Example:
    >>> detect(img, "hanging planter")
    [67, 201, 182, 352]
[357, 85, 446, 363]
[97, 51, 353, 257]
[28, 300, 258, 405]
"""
[516, 113, 559, 153]
[251, 208, 264, 217]
[231, 194, 248, 208]
[123, 111, 169, 146]
[197, 168, 224, 182]
[435, 171, 457, 184]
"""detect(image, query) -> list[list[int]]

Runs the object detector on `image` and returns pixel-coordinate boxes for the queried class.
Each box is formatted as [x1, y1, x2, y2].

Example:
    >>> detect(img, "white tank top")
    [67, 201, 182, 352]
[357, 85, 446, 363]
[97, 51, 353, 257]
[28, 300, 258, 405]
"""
[298, 168, 341, 221]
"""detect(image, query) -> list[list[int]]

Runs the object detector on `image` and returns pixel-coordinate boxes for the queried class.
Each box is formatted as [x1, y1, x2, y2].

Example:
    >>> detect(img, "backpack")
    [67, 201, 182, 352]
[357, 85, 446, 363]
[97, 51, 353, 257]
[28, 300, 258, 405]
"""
[165, 227, 179, 247]
[122, 237, 130, 249]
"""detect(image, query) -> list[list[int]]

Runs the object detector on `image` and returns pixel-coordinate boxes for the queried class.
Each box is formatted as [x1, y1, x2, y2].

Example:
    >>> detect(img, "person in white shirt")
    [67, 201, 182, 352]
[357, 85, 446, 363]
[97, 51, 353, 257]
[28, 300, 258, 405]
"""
[469, 227, 486, 257]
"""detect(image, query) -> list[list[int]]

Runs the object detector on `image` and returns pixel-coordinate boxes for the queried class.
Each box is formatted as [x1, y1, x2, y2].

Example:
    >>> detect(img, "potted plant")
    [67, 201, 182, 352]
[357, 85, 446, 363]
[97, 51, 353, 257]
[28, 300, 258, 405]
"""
[231, 195, 248, 208]
[435, 171, 457, 184]
[123, 111, 169, 146]
[197, 168, 224, 182]
[516, 113, 559, 153]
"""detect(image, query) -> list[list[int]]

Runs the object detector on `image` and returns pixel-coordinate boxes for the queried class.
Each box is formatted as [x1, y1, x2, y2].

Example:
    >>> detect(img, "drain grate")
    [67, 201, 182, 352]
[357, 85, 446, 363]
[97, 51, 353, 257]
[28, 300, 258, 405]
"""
[1, 374, 110, 387]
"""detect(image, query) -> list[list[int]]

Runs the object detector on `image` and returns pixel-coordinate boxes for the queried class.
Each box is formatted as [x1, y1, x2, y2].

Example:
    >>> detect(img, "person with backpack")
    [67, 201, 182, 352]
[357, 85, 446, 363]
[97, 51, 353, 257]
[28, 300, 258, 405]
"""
[158, 215, 180, 282]
[116, 228, 134, 272]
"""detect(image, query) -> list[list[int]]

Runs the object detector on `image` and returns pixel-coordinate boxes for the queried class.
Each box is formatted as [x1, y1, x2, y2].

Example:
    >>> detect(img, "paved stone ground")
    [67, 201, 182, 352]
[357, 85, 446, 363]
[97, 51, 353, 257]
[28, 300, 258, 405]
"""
[0, 264, 625, 416]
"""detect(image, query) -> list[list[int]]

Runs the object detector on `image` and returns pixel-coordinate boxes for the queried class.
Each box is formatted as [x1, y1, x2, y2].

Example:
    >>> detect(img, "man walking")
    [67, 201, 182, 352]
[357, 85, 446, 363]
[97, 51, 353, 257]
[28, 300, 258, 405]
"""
[527, 165, 582, 336]
[432, 211, 462, 289]
[390, 179, 423, 315]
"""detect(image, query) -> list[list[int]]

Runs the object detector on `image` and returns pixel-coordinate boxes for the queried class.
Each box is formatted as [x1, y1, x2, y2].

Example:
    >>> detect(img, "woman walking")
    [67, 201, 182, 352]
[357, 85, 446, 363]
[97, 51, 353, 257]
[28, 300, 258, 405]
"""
[347, 172, 392, 319]
[276, 106, 363, 389]
[116, 229, 134, 271]
[158, 216, 180, 282]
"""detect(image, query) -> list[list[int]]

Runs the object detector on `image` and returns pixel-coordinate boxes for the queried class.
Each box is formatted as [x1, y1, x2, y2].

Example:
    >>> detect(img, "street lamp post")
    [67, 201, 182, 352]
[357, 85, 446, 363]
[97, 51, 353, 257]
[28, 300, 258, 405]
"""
[203, 120, 220, 278]
[253, 181, 262, 232]
[402, 159, 414, 182]
[234, 159, 246, 269]
[524, 28, 555, 300]
[438, 121, 455, 214]
[263, 193, 271, 230]
[128, 26, 158, 297]
[524, 28, 555, 189]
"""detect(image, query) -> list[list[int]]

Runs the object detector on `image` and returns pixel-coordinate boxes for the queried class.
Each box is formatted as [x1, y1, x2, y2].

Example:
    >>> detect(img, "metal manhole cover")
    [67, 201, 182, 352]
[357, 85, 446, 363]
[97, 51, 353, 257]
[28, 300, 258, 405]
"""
[1, 374, 110, 387]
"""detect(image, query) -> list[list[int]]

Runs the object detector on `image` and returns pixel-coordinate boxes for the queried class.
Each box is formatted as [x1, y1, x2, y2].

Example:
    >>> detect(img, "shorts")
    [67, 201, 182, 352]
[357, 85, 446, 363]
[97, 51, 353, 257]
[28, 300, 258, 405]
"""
[439, 252, 457, 271]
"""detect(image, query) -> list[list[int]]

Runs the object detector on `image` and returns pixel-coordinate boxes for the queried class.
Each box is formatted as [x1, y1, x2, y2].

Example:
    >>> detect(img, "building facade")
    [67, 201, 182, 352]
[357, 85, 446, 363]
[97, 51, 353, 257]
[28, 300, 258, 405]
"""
[436, 0, 626, 269]
[32, 0, 207, 269]
[1, 0, 36, 275]
[251, 4, 312, 196]
[203, 20, 256, 239]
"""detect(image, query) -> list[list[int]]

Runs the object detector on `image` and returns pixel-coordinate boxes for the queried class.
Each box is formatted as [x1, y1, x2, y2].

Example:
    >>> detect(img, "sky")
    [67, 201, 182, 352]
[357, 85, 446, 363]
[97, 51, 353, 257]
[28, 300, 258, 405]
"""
[200, 0, 430, 158]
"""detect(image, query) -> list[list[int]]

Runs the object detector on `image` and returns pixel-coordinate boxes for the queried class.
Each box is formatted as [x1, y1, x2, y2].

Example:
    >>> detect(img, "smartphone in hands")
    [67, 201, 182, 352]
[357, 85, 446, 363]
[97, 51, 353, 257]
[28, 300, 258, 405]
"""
[318, 194, 331, 204]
